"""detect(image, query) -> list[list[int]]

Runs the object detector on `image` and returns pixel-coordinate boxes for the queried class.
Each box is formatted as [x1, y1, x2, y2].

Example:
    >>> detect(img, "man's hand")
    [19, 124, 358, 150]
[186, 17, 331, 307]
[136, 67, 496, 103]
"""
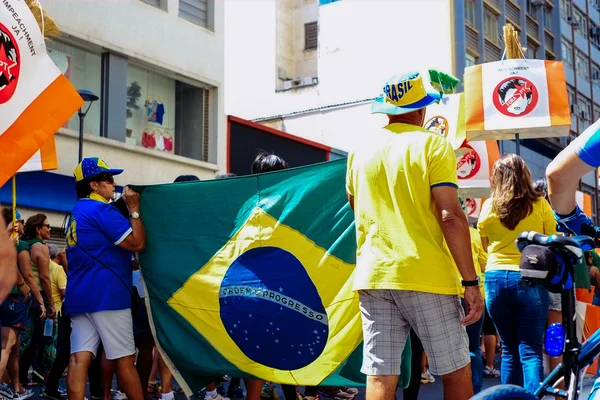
[38, 301, 47, 320]
[462, 286, 484, 326]
[46, 303, 56, 320]
[122, 187, 141, 213]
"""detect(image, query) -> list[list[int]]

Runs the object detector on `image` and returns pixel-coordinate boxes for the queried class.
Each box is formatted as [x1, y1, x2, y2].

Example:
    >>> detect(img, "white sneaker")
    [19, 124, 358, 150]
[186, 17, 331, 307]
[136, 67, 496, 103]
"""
[112, 390, 128, 400]
[13, 389, 34, 400]
[420, 370, 435, 384]
[205, 394, 230, 400]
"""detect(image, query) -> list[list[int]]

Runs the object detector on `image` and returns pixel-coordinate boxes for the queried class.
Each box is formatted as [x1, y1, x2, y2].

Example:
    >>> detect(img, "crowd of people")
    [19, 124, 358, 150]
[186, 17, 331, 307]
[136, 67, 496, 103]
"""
[0, 70, 599, 400]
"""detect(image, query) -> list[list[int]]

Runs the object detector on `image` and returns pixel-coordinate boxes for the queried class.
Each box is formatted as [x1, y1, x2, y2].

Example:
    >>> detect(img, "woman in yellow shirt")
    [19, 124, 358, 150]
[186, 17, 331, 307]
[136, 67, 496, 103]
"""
[478, 154, 557, 393]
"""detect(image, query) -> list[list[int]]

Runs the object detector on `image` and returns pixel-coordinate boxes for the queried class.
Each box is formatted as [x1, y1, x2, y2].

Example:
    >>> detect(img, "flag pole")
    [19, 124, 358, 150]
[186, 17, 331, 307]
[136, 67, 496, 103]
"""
[11, 175, 17, 239]
[503, 24, 525, 156]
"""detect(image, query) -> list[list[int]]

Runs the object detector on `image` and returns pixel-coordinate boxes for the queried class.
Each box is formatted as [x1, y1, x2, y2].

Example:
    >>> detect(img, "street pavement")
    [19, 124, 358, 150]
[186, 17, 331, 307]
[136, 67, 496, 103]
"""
[17, 374, 599, 399]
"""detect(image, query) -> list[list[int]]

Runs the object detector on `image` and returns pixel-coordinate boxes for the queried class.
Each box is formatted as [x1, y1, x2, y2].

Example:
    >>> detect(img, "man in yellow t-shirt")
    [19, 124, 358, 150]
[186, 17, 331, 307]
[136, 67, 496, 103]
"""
[48, 244, 67, 314]
[346, 72, 483, 400]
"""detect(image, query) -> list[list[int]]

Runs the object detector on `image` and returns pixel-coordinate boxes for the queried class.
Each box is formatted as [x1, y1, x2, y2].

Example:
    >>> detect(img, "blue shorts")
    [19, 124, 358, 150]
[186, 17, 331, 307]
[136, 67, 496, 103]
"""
[573, 119, 600, 168]
[0, 294, 29, 330]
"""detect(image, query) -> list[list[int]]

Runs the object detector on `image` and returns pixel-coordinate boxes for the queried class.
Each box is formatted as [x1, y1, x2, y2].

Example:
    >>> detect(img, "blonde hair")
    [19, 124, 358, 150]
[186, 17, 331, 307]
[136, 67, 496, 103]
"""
[491, 154, 541, 230]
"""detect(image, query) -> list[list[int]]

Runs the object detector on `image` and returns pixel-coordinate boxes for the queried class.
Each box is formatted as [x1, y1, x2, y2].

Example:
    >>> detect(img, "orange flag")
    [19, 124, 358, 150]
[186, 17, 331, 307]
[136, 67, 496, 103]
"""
[0, 0, 82, 185]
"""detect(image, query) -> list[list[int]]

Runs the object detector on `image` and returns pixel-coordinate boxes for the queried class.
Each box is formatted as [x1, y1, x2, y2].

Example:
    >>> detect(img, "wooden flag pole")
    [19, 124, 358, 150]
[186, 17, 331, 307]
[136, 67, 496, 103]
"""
[503, 24, 526, 156]
[11, 176, 17, 240]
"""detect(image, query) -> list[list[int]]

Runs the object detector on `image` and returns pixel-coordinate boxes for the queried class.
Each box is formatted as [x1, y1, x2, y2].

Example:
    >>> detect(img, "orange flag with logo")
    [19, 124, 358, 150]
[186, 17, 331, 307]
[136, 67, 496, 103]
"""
[0, 0, 82, 185]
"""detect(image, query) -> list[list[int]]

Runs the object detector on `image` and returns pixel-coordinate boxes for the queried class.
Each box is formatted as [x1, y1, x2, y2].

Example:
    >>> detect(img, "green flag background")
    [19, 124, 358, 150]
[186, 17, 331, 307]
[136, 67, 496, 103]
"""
[135, 159, 411, 396]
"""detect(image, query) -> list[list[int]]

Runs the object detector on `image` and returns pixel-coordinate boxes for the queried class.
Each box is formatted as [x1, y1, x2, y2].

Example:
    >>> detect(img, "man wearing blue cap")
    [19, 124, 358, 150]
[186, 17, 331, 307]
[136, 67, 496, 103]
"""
[346, 72, 483, 400]
[65, 157, 146, 400]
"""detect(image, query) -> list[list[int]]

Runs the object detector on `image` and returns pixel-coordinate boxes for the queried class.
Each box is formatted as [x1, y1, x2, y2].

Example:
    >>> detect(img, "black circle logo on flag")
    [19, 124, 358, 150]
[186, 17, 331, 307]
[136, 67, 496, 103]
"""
[424, 116, 449, 137]
[219, 246, 329, 370]
[0, 23, 20, 105]
[493, 76, 538, 117]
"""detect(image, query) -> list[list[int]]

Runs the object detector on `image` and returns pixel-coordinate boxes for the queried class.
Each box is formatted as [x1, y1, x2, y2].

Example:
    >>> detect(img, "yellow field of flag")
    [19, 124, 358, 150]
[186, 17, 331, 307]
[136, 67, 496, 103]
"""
[0, 0, 82, 185]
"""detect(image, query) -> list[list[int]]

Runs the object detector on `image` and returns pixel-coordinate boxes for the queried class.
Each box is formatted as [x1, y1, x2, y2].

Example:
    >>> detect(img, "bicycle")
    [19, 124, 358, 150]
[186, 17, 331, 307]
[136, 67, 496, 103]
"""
[472, 231, 598, 400]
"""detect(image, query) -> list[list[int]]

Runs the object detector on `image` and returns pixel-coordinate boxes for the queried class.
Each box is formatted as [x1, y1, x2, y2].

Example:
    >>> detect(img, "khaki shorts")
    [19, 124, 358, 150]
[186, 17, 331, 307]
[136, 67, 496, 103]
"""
[359, 289, 470, 376]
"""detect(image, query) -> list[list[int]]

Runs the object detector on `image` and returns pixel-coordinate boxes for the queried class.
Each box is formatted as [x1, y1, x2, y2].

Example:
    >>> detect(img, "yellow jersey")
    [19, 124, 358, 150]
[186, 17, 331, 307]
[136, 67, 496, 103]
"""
[478, 198, 558, 271]
[50, 260, 67, 313]
[346, 123, 461, 295]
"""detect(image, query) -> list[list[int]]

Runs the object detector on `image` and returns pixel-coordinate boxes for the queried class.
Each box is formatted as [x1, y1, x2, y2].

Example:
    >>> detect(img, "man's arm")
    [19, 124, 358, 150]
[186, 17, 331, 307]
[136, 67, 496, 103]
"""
[0, 230, 18, 303]
[432, 186, 477, 281]
[546, 146, 594, 215]
[432, 185, 483, 326]
[31, 244, 55, 318]
[118, 187, 146, 252]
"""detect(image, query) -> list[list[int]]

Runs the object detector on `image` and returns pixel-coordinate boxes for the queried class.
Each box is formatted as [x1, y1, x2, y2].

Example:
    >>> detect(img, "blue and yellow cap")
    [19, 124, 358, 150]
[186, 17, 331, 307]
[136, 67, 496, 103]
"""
[372, 72, 443, 115]
[73, 157, 123, 182]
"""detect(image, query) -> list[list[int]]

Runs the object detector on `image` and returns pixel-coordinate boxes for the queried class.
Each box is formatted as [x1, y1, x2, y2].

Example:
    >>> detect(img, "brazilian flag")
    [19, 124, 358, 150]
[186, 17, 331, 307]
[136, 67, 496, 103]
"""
[135, 159, 411, 396]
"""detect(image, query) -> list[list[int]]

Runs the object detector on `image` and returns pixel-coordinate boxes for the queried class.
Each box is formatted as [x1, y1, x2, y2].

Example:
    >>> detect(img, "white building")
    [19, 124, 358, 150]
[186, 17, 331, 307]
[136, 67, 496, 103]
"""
[6, 0, 225, 233]
[224, 0, 456, 153]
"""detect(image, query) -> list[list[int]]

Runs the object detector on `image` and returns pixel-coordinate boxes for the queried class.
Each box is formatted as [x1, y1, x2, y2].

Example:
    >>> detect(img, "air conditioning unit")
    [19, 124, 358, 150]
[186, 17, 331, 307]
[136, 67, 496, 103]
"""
[568, 16, 581, 28]
[530, 0, 545, 6]
[591, 27, 600, 38]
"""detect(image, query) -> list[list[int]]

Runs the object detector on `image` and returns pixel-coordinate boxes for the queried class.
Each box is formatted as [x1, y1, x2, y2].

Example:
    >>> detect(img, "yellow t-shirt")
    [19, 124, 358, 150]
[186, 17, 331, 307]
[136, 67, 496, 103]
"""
[459, 227, 487, 298]
[50, 260, 67, 312]
[478, 198, 558, 271]
[346, 123, 461, 295]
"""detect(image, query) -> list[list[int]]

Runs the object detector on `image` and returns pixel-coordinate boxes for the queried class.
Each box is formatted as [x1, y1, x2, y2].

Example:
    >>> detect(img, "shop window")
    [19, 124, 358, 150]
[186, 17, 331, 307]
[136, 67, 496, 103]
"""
[126, 65, 209, 161]
[47, 41, 102, 136]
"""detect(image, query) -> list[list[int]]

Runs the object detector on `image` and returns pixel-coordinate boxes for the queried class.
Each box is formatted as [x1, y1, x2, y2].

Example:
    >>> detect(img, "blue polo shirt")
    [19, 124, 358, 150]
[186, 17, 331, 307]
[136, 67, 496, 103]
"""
[64, 193, 133, 315]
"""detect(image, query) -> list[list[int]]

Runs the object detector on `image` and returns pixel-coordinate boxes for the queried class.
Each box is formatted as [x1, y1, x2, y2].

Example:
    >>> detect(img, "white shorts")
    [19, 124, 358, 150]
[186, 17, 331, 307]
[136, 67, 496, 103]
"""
[70, 309, 136, 360]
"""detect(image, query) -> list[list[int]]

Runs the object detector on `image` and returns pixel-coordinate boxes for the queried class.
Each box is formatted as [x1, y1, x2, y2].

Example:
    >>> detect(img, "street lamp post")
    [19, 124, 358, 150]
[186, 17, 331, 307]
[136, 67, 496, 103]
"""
[77, 89, 99, 163]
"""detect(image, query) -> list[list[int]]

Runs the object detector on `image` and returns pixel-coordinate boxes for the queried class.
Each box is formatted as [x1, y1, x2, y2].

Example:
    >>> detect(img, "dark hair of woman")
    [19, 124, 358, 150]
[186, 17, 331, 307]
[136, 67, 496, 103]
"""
[251, 152, 289, 174]
[23, 213, 48, 241]
[491, 154, 541, 231]
[533, 178, 548, 201]
[174, 175, 200, 183]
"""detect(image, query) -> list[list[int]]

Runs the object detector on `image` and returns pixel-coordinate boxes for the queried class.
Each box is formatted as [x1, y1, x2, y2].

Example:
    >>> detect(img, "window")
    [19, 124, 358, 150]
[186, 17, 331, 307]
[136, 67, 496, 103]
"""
[484, 8, 499, 41]
[593, 63, 600, 90]
[591, 22, 600, 51]
[466, 53, 477, 67]
[126, 64, 210, 161]
[567, 85, 576, 111]
[560, 0, 571, 20]
[465, 0, 476, 26]
[561, 39, 573, 66]
[141, 0, 167, 10]
[179, 0, 210, 28]
[579, 96, 592, 129]
[526, 41, 538, 59]
[595, 105, 600, 121]
[304, 22, 318, 50]
[576, 50, 590, 79]
[47, 41, 102, 136]
[573, 8, 587, 38]
[544, 6, 552, 30]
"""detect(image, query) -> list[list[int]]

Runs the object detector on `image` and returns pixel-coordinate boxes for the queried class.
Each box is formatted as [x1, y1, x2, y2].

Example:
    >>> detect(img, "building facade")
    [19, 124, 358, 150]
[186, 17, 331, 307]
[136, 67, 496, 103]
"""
[225, 0, 600, 221]
[2, 0, 226, 233]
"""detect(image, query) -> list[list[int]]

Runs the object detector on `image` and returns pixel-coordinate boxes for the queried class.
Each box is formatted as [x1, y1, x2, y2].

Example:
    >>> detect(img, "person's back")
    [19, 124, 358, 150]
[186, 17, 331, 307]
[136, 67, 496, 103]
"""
[348, 123, 460, 295]
[478, 197, 557, 271]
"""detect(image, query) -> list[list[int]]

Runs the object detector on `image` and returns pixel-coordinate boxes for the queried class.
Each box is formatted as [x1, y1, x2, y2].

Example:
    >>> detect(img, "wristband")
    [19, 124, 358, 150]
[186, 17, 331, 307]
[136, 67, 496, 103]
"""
[461, 277, 480, 287]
